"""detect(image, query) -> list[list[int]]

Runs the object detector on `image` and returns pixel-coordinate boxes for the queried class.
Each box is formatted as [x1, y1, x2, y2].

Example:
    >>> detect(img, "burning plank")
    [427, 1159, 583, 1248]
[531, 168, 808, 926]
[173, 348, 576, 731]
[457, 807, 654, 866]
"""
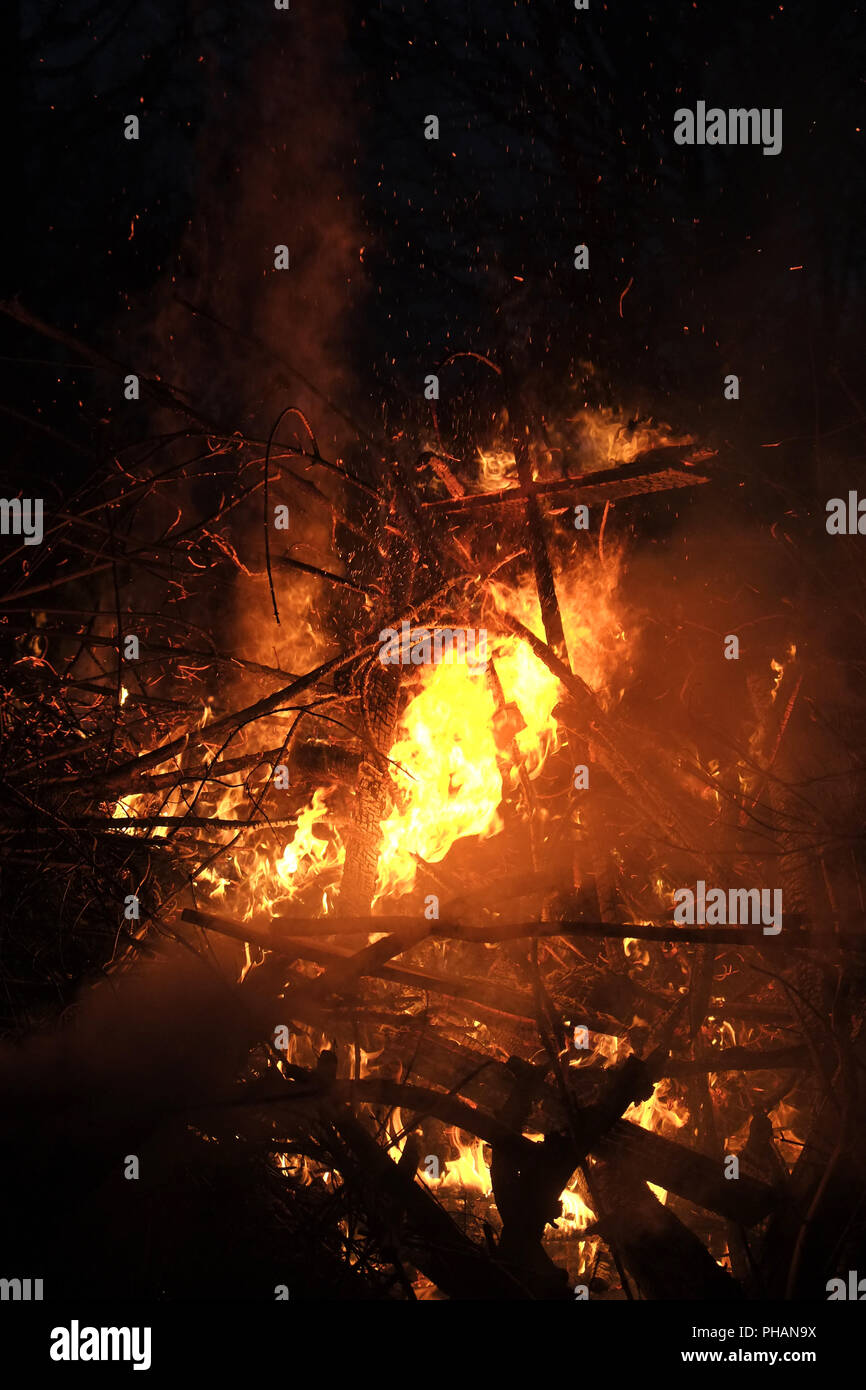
[421, 447, 712, 515]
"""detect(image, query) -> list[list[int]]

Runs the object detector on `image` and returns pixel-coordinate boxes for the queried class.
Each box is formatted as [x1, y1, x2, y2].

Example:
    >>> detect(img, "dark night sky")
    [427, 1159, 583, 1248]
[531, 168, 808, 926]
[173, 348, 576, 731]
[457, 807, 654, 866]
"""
[8, 1, 866, 485]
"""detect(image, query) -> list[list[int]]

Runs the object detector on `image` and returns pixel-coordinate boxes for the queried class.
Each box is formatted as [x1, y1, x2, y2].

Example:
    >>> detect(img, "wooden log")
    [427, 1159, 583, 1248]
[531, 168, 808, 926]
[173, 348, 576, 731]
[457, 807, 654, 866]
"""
[274, 987, 783, 1229]
[595, 1120, 779, 1226]
[230, 1073, 528, 1152]
[363, 1027, 780, 1225]
[490, 1129, 576, 1298]
[183, 913, 784, 1228]
[591, 1159, 742, 1300]
[508, 399, 569, 662]
[183, 905, 816, 946]
[666, 1046, 810, 1076]
[279, 553, 374, 596]
[421, 449, 711, 514]
[317, 1087, 532, 1298]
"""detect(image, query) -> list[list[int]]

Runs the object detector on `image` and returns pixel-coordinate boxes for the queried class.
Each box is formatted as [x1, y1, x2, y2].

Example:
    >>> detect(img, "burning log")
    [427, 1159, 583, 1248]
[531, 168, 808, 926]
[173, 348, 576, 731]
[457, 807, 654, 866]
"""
[507, 398, 570, 664]
[489, 1127, 576, 1297]
[183, 904, 816, 944]
[589, 1159, 742, 1301]
[228, 939, 783, 1229]
[234, 1056, 534, 1298]
[181, 906, 626, 1033]
[279, 553, 376, 596]
[338, 661, 403, 914]
[665, 1045, 811, 1076]
[421, 448, 712, 515]
[319, 1099, 532, 1300]
[595, 1122, 780, 1226]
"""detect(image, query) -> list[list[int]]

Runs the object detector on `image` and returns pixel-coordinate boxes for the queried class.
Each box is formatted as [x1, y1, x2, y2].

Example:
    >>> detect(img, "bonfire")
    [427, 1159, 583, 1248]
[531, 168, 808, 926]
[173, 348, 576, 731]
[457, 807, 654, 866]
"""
[0, 326, 862, 1303]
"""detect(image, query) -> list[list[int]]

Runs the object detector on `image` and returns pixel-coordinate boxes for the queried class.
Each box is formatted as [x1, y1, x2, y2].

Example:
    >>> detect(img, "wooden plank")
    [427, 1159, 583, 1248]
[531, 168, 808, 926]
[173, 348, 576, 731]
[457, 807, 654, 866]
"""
[422, 449, 712, 514]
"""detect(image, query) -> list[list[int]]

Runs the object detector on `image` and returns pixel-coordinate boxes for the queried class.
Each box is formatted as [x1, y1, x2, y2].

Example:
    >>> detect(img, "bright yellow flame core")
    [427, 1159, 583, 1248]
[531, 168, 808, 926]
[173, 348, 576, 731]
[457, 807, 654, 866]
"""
[432, 1129, 493, 1196]
[375, 662, 504, 901]
[373, 558, 626, 901]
